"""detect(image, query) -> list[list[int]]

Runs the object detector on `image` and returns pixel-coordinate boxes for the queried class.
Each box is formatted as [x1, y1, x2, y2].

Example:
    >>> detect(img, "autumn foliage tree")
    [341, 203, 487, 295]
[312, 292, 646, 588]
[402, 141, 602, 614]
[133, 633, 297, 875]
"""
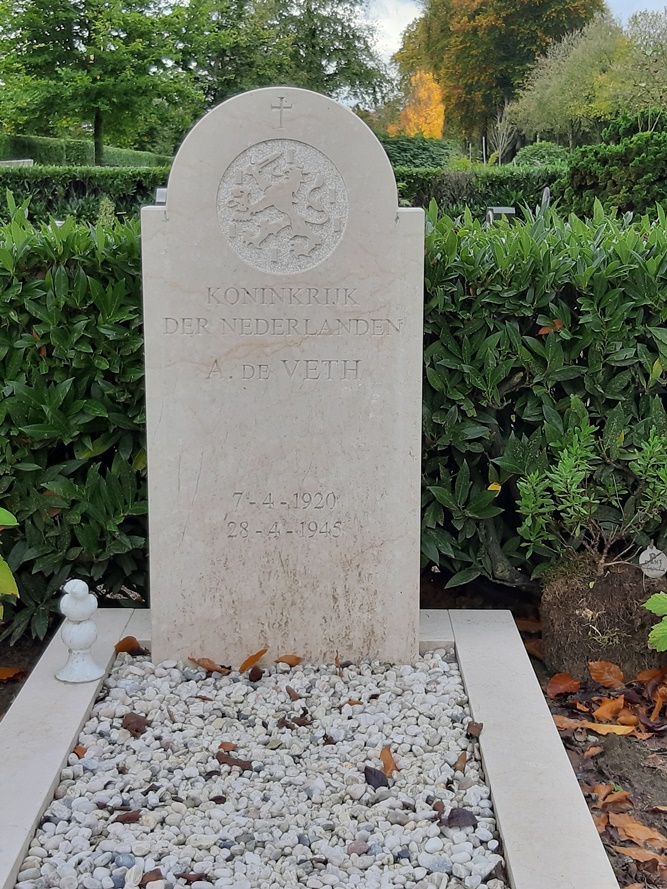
[389, 70, 444, 139]
[395, 0, 604, 138]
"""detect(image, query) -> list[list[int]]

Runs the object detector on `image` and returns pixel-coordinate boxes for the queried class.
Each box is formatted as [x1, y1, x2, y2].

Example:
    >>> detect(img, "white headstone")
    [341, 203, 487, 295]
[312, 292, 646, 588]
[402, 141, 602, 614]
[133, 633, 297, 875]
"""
[142, 87, 424, 665]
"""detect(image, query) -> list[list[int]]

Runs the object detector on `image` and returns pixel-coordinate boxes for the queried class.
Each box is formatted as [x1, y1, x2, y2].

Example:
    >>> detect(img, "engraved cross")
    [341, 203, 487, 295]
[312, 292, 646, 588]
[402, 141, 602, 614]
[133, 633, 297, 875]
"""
[271, 96, 293, 129]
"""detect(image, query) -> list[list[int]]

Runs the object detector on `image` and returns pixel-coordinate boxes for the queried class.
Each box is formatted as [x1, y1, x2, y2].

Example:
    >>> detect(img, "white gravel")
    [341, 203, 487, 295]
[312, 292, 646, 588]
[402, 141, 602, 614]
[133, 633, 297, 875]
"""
[15, 648, 507, 889]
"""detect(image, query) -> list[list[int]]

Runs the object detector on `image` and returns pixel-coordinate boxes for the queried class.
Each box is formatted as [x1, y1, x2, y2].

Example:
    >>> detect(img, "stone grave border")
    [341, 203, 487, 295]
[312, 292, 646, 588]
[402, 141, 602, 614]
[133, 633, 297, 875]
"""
[0, 610, 617, 889]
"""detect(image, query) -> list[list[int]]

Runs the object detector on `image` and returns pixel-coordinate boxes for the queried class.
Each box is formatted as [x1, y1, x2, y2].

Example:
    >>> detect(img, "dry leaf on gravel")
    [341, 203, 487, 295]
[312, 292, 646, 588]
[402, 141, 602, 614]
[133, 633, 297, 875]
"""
[546, 673, 581, 698]
[514, 617, 542, 633]
[248, 666, 263, 682]
[215, 751, 252, 771]
[188, 657, 231, 674]
[112, 810, 142, 824]
[466, 721, 483, 738]
[588, 661, 625, 689]
[114, 636, 148, 656]
[454, 751, 467, 772]
[218, 741, 237, 752]
[239, 648, 268, 673]
[524, 639, 544, 660]
[140, 869, 163, 886]
[380, 746, 398, 778]
[364, 765, 389, 789]
[275, 654, 303, 667]
[121, 713, 150, 737]
[286, 686, 301, 701]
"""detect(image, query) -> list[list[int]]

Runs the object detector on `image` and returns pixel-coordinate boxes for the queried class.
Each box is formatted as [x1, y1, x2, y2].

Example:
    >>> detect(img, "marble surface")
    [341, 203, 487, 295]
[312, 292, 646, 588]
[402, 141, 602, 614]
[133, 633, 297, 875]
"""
[142, 87, 424, 665]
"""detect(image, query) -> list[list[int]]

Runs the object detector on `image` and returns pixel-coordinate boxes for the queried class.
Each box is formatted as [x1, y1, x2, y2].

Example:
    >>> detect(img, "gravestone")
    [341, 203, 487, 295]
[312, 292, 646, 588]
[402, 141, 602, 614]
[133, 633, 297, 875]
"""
[142, 87, 424, 665]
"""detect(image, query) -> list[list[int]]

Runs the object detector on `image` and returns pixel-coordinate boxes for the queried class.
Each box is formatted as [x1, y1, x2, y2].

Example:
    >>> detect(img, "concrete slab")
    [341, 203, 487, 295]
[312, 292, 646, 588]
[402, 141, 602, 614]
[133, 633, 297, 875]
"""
[450, 609, 618, 889]
[419, 609, 454, 653]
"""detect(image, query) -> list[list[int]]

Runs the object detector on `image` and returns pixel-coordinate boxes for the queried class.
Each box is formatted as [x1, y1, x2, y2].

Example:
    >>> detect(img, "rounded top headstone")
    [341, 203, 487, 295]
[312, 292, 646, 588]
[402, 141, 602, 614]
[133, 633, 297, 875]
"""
[165, 87, 399, 273]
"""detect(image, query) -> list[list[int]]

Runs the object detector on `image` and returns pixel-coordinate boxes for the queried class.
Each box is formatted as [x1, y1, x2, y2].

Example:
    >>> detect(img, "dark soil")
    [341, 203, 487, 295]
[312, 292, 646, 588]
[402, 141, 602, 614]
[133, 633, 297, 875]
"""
[0, 623, 58, 721]
[541, 556, 667, 680]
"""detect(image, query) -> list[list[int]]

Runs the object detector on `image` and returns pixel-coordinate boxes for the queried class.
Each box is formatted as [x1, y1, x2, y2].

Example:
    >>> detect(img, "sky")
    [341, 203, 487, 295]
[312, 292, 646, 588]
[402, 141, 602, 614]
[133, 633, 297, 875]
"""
[367, 0, 667, 59]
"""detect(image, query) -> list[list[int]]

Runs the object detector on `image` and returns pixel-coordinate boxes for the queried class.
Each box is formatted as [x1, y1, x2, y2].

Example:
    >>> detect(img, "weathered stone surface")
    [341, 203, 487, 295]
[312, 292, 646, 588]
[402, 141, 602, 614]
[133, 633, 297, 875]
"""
[142, 87, 423, 665]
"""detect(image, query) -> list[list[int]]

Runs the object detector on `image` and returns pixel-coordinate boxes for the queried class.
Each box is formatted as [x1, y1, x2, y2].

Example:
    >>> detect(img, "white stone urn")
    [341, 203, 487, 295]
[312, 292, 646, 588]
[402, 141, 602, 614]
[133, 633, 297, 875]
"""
[55, 579, 105, 683]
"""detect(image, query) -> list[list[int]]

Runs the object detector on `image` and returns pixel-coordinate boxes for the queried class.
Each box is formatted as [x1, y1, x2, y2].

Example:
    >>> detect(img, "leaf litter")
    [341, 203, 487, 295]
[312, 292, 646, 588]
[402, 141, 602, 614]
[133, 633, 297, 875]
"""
[546, 657, 667, 885]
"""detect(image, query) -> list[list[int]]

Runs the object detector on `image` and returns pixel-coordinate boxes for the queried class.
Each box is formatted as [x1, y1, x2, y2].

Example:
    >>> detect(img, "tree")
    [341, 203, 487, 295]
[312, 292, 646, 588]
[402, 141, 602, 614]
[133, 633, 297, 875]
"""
[276, 0, 388, 106]
[388, 70, 444, 138]
[395, 0, 604, 138]
[178, 0, 389, 109]
[0, 0, 196, 162]
[172, 0, 293, 108]
[620, 10, 667, 131]
[510, 14, 629, 148]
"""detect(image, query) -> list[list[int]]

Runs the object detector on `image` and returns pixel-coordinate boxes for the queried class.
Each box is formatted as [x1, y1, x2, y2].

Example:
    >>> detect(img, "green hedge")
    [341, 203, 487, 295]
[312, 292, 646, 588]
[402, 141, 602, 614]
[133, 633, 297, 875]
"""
[0, 201, 146, 639]
[0, 167, 169, 222]
[422, 202, 667, 589]
[557, 132, 667, 217]
[377, 134, 460, 168]
[0, 134, 171, 168]
[396, 165, 563, 216]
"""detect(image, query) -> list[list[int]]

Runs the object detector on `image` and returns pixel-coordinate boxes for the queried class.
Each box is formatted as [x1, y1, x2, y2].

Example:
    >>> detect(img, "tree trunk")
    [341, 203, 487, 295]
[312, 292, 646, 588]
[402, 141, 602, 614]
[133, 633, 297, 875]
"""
[94, 109, 104, 165]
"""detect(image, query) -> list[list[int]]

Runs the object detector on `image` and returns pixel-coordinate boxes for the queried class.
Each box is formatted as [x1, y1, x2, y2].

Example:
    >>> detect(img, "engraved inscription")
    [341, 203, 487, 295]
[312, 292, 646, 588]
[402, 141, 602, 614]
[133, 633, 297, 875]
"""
[227, 520, 342, 539]
[217, 140, 348, 275]
[232, 491, 339, 509]
[207, 360, 363, 381]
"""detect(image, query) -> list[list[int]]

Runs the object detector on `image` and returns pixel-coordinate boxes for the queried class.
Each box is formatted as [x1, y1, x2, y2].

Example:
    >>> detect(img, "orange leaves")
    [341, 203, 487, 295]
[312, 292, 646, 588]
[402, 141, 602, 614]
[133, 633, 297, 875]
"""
[610, 813, 667, 850]
[217, 741, 237, 752]
[239, 648, 268, 673]
[537, 318, 564, 335]
[612, 845, 667, 865]
[275, 654, 302, 667]
[0, 667, 28, 682]
[380, 746, 398, 778]
[592, 696, 625, 722]
[115, 636, 148, 656]
[389, 71, 444, 139]
[72, 745, 87, 758]
[588, 661, 625, 689]
[553, 714, 635, 735]
[546, 672, 580, 699]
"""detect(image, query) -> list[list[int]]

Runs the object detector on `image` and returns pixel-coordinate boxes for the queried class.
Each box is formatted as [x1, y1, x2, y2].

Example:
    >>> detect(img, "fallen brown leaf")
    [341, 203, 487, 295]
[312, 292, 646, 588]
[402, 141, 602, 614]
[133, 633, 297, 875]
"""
[610, 812, 667, 850]
[347, 699, 363, 706]
[592, 812, 608, 834]
[380, 746, 398, 778]
[651, 805, 667, 813]
[188, 657, 231, 674]
[466, 721, 483, 738]
[177, 874, 209, 884]
[454, 751, 467, 772]
[140, 869, 163, 887]
[0, 667, 28, 682]
[286, 686, 301, 701]
[364, 765, 389, 789]
[112, 810, 142, 823]
[216, 751, 252, 771]
[275, 654, 303, 667]
[72, 745, 87, 758]
[575, 701, 590, 712]
[583, 746, 604, 758]
[514, 616, 542, 633]
[638, 667, 667, 684]
[446, 807, 478, 828]
[592, 696, 625, 722]
[114, 636, 148, 656]
[611, 845, 667, 864]
[553, 714, 634, 735]
[248, 665, 263, 682]
[617, 708, 639, 726]
[335, 651, 342, 676]
[239, 648, 268, 673]
[121, 713, 150, 737]
[218, 741, 237, 752]
[600, 790, 634, 812]
[546, 673, 581, 698]
[524, 638, 544, 660]
[588, 661, 625, 689]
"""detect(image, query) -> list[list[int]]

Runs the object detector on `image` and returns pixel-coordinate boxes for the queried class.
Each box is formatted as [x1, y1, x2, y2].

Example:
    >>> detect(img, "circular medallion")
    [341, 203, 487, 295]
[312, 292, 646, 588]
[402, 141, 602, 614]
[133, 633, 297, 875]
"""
[217, 139, 348, 275]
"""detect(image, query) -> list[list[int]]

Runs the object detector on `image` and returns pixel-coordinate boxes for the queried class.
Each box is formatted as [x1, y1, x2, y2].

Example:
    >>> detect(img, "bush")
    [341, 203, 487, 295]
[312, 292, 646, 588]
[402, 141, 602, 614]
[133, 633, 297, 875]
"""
[422, 202, 667, 590]
[377, 134, 461, 168]
[0, 166, 169, 222]
[513, 141, 570, 167]
[396, 165, 561, 216]
[602, 109, 667, 144]
[0, 197, 146, 641]
[0, 134, 171, 168]
[558, 131, 667, 217]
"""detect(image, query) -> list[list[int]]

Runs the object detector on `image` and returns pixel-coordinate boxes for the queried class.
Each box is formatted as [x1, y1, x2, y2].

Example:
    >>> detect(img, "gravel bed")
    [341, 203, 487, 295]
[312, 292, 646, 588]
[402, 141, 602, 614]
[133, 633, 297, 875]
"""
[15, 649, 507, 889]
